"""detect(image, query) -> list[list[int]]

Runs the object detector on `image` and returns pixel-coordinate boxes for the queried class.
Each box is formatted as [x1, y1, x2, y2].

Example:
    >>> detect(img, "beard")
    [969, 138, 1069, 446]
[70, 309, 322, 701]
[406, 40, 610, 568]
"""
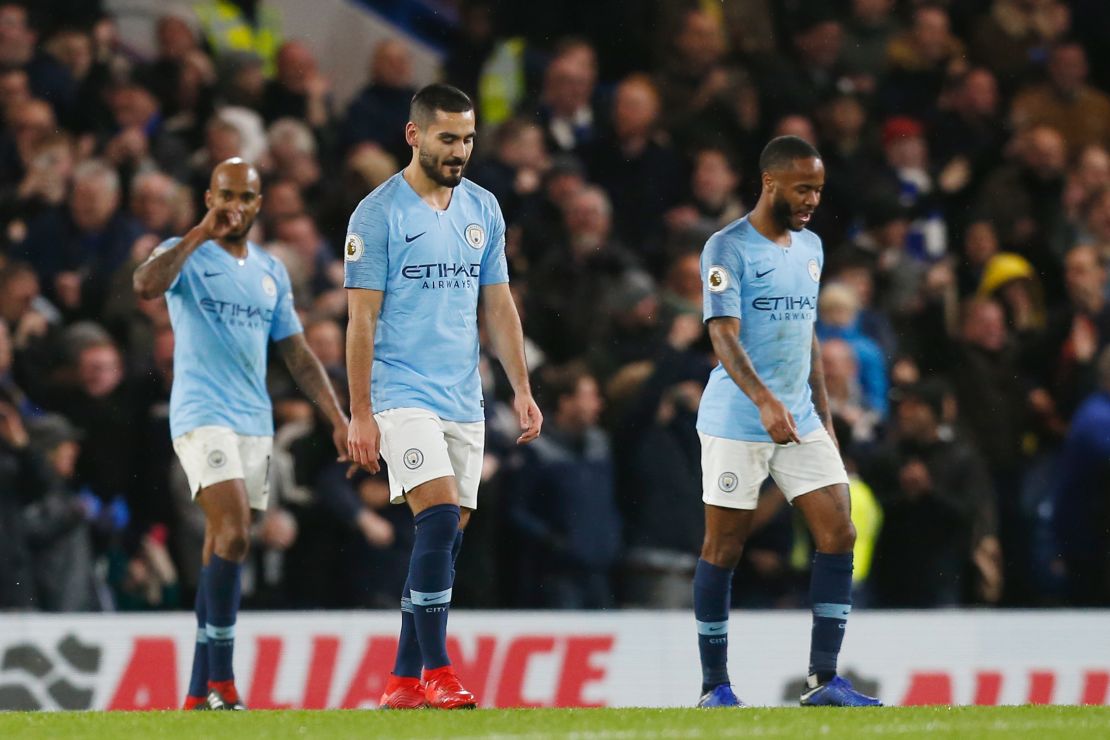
[419, 149, 466, 187]
[771, 193, 797, 231]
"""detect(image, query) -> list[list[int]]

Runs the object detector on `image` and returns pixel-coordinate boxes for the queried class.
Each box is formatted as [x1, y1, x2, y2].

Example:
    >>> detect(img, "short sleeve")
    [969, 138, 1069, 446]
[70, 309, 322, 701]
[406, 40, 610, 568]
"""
[151, 237, 185, 293]
[479, 201, 508, 286]
[343, 196, 389, 290]
[702, 233, 743, 322]
[269, 260, 303, 341]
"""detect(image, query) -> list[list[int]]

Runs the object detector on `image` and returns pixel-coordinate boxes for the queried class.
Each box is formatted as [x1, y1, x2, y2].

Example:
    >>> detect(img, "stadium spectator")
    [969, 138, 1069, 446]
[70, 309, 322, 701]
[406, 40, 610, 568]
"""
[758, 12, 848, 122]
[526, 186, 637, 362]
[1052, 346, 1110, 606]
[467, 117, 548, 224]
[664, 147, 746, 249]
[130, 171, 180, 239]
[342, 39, 416, 166]
[21, 413, 103, 611]
[587, 74, 685, 273]
[881, 4, 967, 118]
[864, 380, 998, 606]
[0, 3, 75, 119]
[1036, 245, 1110, 417]
[0, 397, 47, 609]
[15, 159, 143, 318]
[969, 0, 1070, 86]
[1011, 41, 1110, 155]
[507, 362, 620, 608]
[531, 39, 602, 158]
[822, 338, 881, 446]
[194, 0, 283, 78]
[261, 40, 331, 130]
[817, 283, 888, 420]
[663, 10, 760, 158]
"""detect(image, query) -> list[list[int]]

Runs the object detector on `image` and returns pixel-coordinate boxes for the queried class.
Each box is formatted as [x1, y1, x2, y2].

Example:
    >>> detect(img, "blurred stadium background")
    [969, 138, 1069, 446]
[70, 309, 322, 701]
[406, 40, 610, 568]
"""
[0, 0, 1108, 711]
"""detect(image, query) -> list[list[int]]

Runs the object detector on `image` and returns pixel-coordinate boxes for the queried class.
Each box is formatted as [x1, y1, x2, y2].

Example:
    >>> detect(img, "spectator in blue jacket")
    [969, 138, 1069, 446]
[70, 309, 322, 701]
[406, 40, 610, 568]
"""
[817, 282, 889, 419]
[1053, 346, 1110, 606]
[506, 361, 621, 609]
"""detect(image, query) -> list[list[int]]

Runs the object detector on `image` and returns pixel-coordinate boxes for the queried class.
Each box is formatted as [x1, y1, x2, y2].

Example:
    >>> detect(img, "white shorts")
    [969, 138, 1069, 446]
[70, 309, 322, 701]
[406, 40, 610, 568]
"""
[700, 427, 849, 510]
[375, 407, 484, 510]
[173, 426, 273, 511]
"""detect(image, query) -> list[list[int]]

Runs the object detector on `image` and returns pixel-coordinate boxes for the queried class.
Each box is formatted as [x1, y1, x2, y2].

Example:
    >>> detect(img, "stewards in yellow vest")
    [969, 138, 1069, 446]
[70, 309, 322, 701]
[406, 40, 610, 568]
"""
[195, 0, 283, 77]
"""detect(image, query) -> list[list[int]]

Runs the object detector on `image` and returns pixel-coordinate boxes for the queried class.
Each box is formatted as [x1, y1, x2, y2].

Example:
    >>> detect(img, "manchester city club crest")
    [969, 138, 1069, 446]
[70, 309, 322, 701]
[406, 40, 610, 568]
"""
[261, 275, 277, 297]
[808, 258, 821, 283]
[403, 448, 424, 470]
[345, 233, 364, 262]
[464, 223, 485, 249]
[707, 265, 729, 293]
[718, 472, 738, 493]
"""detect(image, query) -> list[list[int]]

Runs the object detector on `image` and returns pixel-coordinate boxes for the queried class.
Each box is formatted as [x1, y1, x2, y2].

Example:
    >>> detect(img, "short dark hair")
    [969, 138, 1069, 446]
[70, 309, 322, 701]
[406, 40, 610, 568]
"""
[759, 135, 821, 174]
[410, 84, 473, 126]
[535, 360, 593, 413]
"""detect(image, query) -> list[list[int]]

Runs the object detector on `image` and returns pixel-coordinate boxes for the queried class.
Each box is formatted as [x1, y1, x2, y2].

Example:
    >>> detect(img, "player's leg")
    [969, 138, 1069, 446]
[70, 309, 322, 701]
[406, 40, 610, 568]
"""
[183, 530, 214, 710]
[195, 478, 252, 710]
[376, 409, 473, 709]
[694, 433, 768, 708]
[773, 430, 880, 707]
[404, 476, 475, 708]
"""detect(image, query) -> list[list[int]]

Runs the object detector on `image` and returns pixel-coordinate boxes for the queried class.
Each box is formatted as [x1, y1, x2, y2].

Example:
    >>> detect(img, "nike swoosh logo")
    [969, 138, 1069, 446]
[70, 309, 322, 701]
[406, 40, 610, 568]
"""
[755, 268, 775, 278]
[707, 626, 725, 632]
[405, 232, 426, 243]
[203, 271, 223, 278]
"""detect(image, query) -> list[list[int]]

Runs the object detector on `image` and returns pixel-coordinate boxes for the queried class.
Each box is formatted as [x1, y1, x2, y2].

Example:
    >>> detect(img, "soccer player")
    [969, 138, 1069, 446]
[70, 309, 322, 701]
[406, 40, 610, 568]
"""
[133, 159, 349, 710]
[345, 84, 542, 709]
[693, 136, 881, 708]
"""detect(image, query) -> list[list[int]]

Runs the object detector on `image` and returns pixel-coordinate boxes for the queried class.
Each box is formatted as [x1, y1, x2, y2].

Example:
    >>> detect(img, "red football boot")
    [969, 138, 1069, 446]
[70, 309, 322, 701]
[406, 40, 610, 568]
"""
[379, 675, 427, 709]
[423, 666, 476, 709]
[182, 695, 208, 710]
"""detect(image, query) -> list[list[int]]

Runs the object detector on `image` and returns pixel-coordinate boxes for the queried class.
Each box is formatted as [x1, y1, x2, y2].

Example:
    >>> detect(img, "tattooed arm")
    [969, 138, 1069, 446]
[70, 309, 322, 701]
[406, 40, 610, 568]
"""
[276, 333, 349, 457]
[707, 317, 800, 444]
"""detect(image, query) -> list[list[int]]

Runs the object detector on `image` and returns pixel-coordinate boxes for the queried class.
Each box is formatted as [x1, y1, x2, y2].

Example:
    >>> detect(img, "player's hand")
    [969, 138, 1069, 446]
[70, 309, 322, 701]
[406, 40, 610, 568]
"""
[347, 411, 381, 475]
[757, 394, 800, 444]
[198, 206, 242, 240]
[514, 393, 543, 444]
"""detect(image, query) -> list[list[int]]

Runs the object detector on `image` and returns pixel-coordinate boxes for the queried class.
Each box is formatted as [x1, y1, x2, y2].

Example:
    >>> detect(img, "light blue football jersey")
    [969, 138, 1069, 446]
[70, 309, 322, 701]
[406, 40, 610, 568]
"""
[343, 172, 508, 423]
[162, 238, 302, 438]
[696, 216, 824, 443]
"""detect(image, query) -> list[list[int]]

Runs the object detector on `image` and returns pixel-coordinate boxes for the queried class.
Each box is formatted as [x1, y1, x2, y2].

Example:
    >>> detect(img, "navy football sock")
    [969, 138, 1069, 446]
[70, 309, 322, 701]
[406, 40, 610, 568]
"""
[205, 554, 242, 684]
[809, 552, 854, 683]
[393, 576, 422, 679]
[187, 566, 209, 697]
[394, 528, 465, 679]
[694, 559, 733, 694]
[409, 504, 460, 670]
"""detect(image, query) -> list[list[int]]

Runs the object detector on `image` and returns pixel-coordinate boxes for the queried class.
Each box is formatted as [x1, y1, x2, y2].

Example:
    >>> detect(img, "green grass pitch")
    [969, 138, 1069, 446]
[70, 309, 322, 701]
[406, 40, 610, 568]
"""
[2, 706, 1109, 739]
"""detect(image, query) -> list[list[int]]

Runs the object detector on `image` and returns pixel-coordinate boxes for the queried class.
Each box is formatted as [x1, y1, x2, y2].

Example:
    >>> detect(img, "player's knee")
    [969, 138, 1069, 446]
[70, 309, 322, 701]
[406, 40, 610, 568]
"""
[214, 524, 250, 561]
[818, 520, 856, 554]
[700, 535, 744, 570]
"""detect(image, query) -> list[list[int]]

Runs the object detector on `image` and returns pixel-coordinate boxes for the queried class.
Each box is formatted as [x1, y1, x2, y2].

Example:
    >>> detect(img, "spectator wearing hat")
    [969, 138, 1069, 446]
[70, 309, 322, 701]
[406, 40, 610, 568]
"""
[21, 413, 106, 611]
[863, 380, 1000, 606]
[0, 397, 49, 609]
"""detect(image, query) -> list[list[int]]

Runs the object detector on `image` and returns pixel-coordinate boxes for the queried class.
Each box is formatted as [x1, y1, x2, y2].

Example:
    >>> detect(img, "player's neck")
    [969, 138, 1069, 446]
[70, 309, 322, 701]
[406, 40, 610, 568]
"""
[215, 237, 249, 259]
[748, 200, 791, 248]
[403, 163, 454, 211]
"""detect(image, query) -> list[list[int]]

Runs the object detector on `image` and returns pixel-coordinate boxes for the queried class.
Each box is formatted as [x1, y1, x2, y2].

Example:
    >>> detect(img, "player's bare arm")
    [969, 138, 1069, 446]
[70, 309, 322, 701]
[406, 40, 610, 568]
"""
[706, 316, 800, 444]
[481, 282, 542, 444]
[132, 206, 242, 299]
[809, 331, 837, 448]
[346, 287, 383, 473]
[276, 333, 349, 460]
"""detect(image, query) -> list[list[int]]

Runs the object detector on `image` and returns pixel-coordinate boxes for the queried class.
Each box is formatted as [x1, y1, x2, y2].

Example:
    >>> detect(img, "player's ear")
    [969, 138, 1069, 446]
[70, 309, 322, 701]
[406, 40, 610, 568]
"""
[204, 189, 213, 210]
[405, 121, 420, 148]
[761, 170, 775, 194]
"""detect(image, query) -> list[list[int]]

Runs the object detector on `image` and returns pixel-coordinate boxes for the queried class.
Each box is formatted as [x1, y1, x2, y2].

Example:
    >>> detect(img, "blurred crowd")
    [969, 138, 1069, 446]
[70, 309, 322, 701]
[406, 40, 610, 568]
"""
[0, 0, 1108, 613]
